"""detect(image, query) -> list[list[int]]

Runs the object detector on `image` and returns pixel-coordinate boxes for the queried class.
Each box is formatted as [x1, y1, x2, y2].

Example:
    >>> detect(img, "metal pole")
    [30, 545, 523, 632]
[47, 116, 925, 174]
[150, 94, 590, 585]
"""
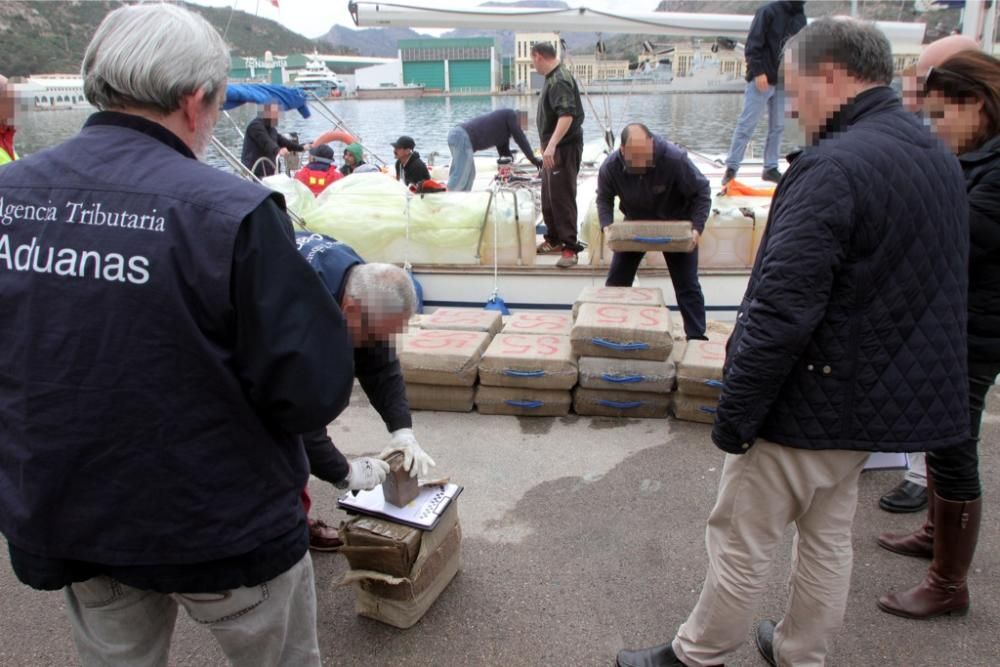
[209, 136, 308, 229]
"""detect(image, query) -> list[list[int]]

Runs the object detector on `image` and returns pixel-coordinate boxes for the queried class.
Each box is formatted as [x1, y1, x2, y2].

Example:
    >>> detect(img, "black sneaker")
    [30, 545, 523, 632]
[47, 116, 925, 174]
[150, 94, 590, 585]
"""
[721, 168, 737, 186]
[762, 167, 783, 183]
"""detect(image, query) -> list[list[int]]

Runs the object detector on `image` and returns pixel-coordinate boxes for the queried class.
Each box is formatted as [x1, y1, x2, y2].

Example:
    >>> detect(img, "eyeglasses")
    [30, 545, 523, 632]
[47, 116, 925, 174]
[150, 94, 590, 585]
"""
[923, 66, 983, 96]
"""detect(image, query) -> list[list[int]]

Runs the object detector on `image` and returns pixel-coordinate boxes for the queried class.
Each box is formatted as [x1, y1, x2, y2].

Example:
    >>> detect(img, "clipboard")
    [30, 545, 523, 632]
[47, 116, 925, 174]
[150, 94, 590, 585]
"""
[337, 483, 463, 531]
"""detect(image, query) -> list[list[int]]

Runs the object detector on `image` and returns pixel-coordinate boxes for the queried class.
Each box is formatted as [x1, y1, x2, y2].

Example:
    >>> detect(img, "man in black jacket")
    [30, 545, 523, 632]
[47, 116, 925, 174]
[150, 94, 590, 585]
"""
[241, 102, 310, 177]
[447, 108, 543, 191]
[0, 5, 354, 665]
[391, 135, 431, 188]
[618, 18, 969, 667]
[597, 123, 711, 339]
[294, 232, 435, 551]
[722, 0, 806, 185]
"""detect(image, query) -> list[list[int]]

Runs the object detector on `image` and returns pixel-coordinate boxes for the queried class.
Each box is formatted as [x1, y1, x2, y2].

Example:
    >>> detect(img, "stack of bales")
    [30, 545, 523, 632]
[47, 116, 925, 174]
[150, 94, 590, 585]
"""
[673, 328, 729, 423]
[399, 308, 501, 412]
[570, 287, 675, 418]
[476, 312, 577, 416]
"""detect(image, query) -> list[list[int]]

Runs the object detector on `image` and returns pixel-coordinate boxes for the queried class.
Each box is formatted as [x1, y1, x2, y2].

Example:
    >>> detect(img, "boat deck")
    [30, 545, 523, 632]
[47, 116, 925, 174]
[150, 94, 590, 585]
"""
[3, 387, 997, 665]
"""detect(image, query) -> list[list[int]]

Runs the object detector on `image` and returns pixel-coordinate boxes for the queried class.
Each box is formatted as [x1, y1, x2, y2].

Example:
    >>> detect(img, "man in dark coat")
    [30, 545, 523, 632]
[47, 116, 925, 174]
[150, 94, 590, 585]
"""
[618, 18, 969, 667]
[241, 102, 310, 178]
[597, 123, 711, 339]
[293, 232, 435, 550]
[391, 135, 431, 187]
[447, 108, 543, 191]
[722, 0, 806, 185]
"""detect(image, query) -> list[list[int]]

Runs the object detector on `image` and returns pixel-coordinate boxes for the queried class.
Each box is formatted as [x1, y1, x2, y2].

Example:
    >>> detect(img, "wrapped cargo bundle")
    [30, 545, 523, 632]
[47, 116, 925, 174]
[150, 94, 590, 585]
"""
[399, 330, 491, 387]
[419, 308, 503, 337]
[577, 357, 676, 394]
[572, 286, 665, 318]
[502, 312, 574, 337]
[474, 386, 572, 416]
[478, 334, 577, 390]
[676, 335, 728, 399]
[571, 303, 673, 361]
[699, 208, 755, 270]
[605, 220, 695, 253]
[404, 383, 475, 413]
[572, 387, 671, 418]
[673, 394, 719, 424]
[341, 500, 461, 629]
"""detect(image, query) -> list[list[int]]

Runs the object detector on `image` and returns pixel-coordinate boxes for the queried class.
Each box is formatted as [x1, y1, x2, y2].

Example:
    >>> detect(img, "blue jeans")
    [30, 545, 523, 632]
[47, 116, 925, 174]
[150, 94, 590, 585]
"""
[725, 81, 784, 171]
[447, 126, 475, 191]
[606, 249, 706, 339]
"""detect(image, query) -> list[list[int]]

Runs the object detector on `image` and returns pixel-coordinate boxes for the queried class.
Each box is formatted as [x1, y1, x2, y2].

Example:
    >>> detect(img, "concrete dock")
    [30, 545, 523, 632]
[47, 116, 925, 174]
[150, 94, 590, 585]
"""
[2, 387, 997, 666]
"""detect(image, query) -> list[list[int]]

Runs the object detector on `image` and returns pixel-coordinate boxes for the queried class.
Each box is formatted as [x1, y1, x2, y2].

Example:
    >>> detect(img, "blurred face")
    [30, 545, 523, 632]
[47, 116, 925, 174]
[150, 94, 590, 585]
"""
[342, 296, 409, 348]
[922, 90, 983, 154]
[262, 103, 279, 124]
[621, 131, 654, 172]
[784, 54, 853, 144]
[901, 70, 921, 114]
[0, 77, 13, 128]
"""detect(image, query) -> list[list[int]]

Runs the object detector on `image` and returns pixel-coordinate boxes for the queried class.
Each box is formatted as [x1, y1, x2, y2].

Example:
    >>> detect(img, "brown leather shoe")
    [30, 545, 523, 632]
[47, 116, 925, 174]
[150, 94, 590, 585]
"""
[878, 477, 935, 559]
[878, 495, 981, 619]
[308, 519, 344, 552]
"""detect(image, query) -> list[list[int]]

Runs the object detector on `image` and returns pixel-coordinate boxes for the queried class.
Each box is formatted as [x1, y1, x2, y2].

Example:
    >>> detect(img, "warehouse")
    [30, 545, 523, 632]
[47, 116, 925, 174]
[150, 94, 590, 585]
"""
[399, 37, 497, 94]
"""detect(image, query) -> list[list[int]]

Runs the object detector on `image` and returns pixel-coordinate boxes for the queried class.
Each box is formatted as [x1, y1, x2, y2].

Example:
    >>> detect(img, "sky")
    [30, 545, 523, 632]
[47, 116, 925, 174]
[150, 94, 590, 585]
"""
[187, 0, 631, 40]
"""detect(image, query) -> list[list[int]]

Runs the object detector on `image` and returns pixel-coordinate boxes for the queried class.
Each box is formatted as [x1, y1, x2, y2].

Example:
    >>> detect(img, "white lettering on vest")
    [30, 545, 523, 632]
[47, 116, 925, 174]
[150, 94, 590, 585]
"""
[0, 234, 151, 286]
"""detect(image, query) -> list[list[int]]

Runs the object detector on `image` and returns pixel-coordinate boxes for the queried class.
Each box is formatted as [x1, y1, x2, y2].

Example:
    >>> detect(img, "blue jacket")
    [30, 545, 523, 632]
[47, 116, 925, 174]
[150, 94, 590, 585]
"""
[0, 112, 355, 591]
[713, 87, 970, 454]
[596, 135, 711, 232]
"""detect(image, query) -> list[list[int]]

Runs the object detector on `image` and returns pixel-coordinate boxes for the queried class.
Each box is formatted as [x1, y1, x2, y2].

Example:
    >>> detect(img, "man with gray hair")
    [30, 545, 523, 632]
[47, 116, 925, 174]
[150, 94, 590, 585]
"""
[0, 74, 17, 166]
[618, 18, 968, 667]
[293, 232, 435, 551]
[0, 5, 357, 666]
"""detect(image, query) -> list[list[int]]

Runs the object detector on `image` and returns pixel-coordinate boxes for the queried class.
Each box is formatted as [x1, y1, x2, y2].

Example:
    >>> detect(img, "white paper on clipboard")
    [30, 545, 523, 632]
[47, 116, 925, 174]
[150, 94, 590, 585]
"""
[337, 483, 463, 531]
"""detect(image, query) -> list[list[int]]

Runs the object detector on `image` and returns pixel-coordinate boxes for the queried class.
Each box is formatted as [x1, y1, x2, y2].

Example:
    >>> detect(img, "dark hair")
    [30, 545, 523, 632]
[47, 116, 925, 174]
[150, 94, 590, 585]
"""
[530, 42, 557, 59]
[620, 123, 652, 145]
[785, 17, 894, 85]
[925, 50, 1000, 149]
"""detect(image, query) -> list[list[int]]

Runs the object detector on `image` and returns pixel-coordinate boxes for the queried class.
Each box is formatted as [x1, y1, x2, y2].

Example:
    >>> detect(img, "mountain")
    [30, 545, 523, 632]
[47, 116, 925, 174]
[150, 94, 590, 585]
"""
[320, 25, 424, 57]
[0, 1, 330, 77]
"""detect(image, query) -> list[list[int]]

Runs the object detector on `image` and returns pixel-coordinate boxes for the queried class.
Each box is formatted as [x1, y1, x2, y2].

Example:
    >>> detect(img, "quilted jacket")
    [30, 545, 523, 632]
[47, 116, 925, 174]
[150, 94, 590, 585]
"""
[713, 87, 970, 454]
[961, 134, 1000, 367]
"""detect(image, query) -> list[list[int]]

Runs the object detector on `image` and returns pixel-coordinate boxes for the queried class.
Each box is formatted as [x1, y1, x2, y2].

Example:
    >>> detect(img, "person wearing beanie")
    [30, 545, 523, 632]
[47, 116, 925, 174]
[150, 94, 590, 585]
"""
[341, 142, 373, 176]
[295, 143, 343, 195]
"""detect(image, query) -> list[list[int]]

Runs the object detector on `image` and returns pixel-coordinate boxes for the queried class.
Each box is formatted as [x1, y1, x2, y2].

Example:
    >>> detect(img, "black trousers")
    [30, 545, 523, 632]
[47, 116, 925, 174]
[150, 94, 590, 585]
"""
[541, 141, 583, 251]
[606, 248, 707, 339]
[927, 360, 1000, 501]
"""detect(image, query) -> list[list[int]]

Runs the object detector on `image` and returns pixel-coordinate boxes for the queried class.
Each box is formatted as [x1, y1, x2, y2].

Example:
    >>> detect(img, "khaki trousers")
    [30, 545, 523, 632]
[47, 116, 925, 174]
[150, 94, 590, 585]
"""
[672, 440, 869, 667]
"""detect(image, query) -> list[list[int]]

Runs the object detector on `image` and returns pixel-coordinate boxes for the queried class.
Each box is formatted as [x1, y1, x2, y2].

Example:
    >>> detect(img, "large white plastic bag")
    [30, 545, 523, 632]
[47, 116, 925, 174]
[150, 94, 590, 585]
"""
[261, 174, 317, 222]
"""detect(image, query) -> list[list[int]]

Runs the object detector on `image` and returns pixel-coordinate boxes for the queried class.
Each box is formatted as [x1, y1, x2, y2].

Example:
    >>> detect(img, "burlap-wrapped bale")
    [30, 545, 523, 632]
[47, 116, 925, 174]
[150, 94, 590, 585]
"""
[676, 334, 728, 398]
[400, 330, 491, 386]
[606, 220, 695, 253]
[478, 334, 577, 389]
[405, 383, 475, 412]
[571, 303, 673, 361]
[577, 357, 675, 394]
[673, 394, 719, 424]
[419, 308, 502, 337]
[475, 386, 572, 416]
[573, 387, 671, 418]
[502, 312, 574, 337]
[572, 286, 665, 318]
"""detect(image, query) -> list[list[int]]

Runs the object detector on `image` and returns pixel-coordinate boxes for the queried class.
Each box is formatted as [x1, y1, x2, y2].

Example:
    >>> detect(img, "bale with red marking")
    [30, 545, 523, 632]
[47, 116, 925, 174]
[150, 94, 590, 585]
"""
[572, 286, 665, 319]
[502, 312, 574, 337]
[478, 334, 577, 389]
[419, 307, 502, 337]
[570, 303, 673, 361]
[676, 333, 729, 398]
[399, 329, 491, 386]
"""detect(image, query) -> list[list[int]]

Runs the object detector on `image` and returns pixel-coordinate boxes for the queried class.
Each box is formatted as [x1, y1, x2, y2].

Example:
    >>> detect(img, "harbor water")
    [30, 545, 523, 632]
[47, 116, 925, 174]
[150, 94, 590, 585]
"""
[15, 92, 803, 171]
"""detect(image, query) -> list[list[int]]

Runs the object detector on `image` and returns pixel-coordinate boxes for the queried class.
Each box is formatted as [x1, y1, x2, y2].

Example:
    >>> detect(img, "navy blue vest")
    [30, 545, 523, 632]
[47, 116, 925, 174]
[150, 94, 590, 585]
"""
[0, 113, 311, 565]
[294, 232, 363, 300]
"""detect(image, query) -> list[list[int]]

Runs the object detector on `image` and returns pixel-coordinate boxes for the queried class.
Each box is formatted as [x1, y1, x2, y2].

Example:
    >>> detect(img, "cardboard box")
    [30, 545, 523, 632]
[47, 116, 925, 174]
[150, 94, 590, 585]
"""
[502, 312, 574, 337]
[577, 356, 676, 394]
[419, 308, 502, 337]
[400, 329, 491, 386]
[572, 286, 665, 318]
[478, 334, 577, 390]
[405, 383, 475, 412]
[606, 220, 695, 253]
[673, 394, 719, 424]
[676, 334, 728, 398]
[340, 499, 459, 579]
[475, 385, 572, 416]
[571, 303, 673, 361]
[572, 387, 671, 418]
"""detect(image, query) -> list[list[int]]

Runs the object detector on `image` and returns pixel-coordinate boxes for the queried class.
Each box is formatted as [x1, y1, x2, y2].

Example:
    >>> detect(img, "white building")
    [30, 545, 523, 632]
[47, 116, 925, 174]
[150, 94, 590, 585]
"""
[514, 32, 561, 91]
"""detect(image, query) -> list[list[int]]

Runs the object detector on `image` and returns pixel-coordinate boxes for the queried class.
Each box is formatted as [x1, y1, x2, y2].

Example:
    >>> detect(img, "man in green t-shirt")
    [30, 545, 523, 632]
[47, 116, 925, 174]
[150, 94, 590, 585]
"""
[532, 42, 585, 268]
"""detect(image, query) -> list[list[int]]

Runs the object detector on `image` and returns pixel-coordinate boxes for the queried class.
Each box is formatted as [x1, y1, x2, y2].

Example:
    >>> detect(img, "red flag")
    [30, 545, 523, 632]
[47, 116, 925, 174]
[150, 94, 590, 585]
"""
[270, 0, 279, 7]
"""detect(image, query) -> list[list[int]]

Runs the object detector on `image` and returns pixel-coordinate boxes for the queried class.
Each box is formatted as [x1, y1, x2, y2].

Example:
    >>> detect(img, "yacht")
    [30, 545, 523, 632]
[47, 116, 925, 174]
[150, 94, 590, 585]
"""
[23, 74, 90, 109]
[292, 57, 345, 99]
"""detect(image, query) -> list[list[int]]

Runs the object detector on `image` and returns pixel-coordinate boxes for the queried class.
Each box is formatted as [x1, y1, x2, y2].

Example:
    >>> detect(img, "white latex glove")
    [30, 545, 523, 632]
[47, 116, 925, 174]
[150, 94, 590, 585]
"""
[386, 428, 436, 479]
[346, 457, 390, 491]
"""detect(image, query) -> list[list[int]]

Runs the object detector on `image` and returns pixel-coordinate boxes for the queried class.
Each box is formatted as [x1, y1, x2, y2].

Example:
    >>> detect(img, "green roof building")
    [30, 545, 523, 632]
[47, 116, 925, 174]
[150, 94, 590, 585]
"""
[398, 37, 497, 94]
